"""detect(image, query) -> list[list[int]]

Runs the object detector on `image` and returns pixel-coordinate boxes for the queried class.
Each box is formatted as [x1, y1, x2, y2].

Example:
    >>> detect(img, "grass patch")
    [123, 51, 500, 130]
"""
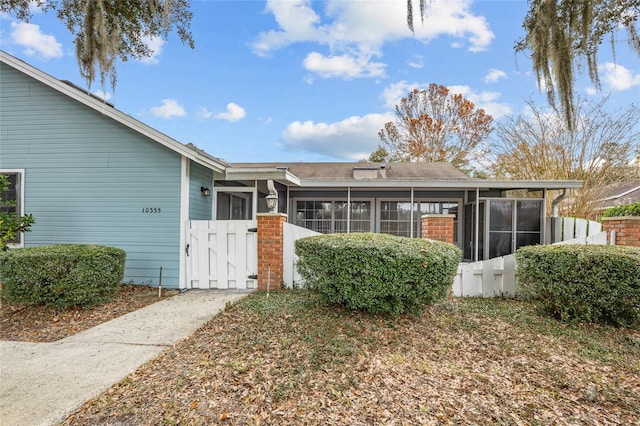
[66, 290, 640, 425]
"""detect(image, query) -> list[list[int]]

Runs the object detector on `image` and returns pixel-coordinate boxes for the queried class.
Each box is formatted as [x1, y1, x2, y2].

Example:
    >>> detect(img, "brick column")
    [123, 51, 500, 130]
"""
[601, 216, 640, 247]
[257, 213, 287, 290]
[421, 214, 455, 244]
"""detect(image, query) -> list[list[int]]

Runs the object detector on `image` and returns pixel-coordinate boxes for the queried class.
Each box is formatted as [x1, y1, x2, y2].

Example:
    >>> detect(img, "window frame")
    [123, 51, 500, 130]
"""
[0, 169, 26, 248]
[376, 197, 463, 246]
[293, 197, 375, 234]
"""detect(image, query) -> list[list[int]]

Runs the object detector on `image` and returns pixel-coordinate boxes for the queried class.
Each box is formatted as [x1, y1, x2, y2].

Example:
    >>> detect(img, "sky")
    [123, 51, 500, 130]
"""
[1, 0, 639, 164]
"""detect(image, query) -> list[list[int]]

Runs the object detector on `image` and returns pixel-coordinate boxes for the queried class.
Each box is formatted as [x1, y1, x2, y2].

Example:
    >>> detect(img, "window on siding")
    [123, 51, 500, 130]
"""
[0, 172, 22, 244]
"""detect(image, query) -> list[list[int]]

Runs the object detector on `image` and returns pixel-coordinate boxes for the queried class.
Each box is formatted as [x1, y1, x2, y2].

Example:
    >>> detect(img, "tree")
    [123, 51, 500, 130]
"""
[367, 147, 391, 163]
[0, 174, 34, 251]
[377, 84, 493, 172]
[2, 0, 194, 89]
[489, 97, 640, 218]
[407, 0, 640, 130]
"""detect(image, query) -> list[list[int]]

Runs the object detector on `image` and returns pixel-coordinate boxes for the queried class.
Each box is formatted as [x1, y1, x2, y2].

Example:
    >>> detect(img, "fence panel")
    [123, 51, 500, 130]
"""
[186, 220, 257, 290]
[283, 223, 321, 288]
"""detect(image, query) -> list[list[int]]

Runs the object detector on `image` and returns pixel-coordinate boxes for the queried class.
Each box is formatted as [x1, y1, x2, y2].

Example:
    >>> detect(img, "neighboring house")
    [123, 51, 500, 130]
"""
[593, 180, 640, 214]
[1, 51, 583, 289]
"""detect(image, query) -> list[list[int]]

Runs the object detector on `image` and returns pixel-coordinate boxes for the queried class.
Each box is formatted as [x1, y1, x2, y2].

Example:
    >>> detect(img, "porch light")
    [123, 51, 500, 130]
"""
[265, 193, 278, 212]
[200, 186, 210, 197]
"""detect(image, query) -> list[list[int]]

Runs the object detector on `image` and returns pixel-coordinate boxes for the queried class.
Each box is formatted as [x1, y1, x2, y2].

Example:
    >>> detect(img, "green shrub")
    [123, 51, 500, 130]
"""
[295, 233, 461, 316]
[601, 202, 640, 218]
[0, 244, 126, 308]
[517, 244, 640, 327]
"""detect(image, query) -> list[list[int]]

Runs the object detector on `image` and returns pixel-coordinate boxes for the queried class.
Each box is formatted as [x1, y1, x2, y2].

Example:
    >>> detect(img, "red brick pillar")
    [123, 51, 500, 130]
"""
[257, 213, 287, 290]
[421, 214, 455, 244]
[601, 216, 640, 247]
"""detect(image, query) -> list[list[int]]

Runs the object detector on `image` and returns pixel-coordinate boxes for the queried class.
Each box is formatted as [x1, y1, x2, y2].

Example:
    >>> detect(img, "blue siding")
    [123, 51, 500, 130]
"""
[0, 63, 183, 287]
[189, 161, 213, 220]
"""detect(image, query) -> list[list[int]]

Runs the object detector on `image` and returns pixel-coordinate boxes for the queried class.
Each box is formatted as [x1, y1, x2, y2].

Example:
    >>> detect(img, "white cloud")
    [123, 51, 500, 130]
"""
[282, 113, 393, 160]
[10, 21, 62, 60]
[150, 99, 186, 118]
[381, 80, 427, 109]
[138, 36, 166, 64]
[407, 55, 424, 69]
[303, 51, 385, 79]
[447, 85, 512, 118]
[197, 107, 214, 119]
[214, 103, 246, 122]
[599, 63, 640, 91]
[381, 81, 511, 118]
[585, 86, 598, 96]
[252, 0, 494, 79]
[92, 90, 112, 101]
[484, 68, 507, 84]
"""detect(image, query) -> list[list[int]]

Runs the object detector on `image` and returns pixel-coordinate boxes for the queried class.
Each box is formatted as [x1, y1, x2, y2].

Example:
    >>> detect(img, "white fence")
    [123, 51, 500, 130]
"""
[283, 223, 320, 288]
[186, 220, 257, 290]
[545, 216, 602, 244]
[454, 217, 610, 298]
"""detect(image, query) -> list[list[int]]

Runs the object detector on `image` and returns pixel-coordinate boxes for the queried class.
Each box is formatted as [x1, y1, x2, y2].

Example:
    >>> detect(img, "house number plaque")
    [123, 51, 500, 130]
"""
[142, 207, 162, 213]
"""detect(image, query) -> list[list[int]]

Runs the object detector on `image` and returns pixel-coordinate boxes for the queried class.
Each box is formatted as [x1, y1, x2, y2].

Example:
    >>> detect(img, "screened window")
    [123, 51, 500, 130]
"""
[379, 200, 459, 242]
[295, 200, 371, 234]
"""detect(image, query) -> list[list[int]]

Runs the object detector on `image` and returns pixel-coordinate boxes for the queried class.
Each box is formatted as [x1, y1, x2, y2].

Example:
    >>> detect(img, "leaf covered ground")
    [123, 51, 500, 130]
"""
[63, 291, 640, 425]
[0, 285, 178, 342]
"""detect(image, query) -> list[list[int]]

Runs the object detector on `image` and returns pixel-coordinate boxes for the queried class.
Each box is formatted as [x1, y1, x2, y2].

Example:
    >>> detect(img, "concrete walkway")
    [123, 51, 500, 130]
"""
[0, 290, 250, 426]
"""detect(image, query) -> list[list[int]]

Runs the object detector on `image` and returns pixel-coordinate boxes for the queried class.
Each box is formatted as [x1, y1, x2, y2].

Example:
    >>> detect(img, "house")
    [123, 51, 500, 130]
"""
[1, 50, 227, 288]
[593, 180, 640, 215]
[1, 51, 583, 289]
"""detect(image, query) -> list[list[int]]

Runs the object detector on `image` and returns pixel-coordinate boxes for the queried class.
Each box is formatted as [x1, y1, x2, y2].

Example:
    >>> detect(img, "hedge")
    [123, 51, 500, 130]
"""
[601, 202, 640, 218]
[295, 233, 461, 316]
[0, 244, 126, 308]
[517, 244, 640, 327]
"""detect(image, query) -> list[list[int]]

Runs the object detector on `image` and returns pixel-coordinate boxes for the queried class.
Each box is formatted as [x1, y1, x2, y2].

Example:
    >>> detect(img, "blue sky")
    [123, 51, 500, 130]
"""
[1, 0, 639, 164]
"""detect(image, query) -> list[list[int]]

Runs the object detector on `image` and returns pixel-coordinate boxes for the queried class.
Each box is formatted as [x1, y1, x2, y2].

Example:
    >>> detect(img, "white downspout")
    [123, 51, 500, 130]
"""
[551, 188, 568, 217]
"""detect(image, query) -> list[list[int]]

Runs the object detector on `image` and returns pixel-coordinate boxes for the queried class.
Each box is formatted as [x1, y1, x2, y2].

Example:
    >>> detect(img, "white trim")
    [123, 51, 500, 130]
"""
[178, 157, 189, 289]
[1, 169, 26, 248]
[602, 185, 640, 201]
[213, 187, 258, 220]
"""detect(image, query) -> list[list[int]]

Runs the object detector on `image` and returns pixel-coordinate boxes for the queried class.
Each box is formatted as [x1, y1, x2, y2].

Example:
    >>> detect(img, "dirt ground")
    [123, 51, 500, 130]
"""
[0, 284, 179, 342]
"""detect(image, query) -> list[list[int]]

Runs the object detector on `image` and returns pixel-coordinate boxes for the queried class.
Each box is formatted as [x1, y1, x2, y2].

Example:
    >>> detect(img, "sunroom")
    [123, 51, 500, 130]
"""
[215, 162, 582, 261]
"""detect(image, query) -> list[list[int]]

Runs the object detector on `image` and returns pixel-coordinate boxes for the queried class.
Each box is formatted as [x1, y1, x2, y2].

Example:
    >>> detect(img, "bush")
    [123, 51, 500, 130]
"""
[295, 233, 461, 316]
[601, 202, 640, 218]
[0, 244, 126, 308]
[517, 244, 640, 327]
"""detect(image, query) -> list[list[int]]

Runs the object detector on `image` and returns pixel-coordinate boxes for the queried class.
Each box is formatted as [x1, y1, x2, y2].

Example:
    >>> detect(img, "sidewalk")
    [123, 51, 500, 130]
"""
[0, 290, 250, 426]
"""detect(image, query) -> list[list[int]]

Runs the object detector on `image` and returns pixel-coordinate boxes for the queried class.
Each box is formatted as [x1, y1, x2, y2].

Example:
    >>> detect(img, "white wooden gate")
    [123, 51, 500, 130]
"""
[186, 220, 257, 289]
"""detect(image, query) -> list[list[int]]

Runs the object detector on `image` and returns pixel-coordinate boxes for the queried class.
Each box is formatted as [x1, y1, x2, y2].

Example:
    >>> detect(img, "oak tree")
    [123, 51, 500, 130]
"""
[2, 0, 194, 89]
[377, 84, 493, 172]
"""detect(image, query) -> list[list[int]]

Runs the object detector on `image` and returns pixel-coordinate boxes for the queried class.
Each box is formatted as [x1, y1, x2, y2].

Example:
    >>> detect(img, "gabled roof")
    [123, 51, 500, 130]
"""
[0, 50, 228, 173]
[596, 179, 640, 209]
